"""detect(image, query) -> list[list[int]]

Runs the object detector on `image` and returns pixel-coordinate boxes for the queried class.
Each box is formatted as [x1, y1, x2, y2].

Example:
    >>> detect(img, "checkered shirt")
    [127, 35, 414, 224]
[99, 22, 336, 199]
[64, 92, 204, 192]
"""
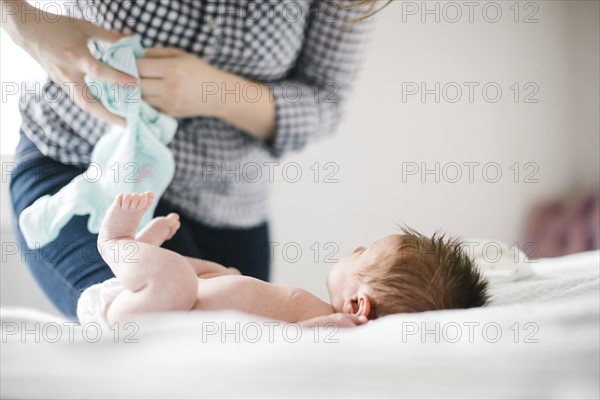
[18, 0, 375, 228]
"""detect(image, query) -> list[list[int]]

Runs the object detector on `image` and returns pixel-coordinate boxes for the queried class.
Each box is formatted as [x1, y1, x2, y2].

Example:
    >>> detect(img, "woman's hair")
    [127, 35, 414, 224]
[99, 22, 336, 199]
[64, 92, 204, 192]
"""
[357, 227, 490, 319]
[347, 0, 393, 21]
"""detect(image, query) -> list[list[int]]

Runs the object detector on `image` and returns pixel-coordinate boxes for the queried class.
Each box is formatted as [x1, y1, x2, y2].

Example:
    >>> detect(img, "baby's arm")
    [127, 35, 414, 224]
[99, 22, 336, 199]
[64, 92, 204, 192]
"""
[298, 313, 368, 328]
[196, 276, 335, 323]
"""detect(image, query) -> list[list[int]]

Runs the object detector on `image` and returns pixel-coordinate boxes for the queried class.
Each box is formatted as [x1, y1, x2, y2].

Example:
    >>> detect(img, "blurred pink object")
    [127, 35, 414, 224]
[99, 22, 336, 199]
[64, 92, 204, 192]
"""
[523, 188, 600, 258]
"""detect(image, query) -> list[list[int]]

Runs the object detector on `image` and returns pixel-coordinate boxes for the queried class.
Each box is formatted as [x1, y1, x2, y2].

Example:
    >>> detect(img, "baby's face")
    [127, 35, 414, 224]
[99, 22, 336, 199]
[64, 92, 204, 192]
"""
[326, 234, 403, 312]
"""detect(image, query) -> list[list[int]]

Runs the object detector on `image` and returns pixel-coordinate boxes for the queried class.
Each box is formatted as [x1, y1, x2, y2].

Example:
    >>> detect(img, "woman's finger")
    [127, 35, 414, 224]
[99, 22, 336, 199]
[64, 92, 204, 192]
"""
[78, 53, 138, 86]
[145, 47, 185, 58]
[142, 94, 166, 112]
[61, 75, 125, 126]
[139, 78, 164, 97]
[137, 58, 173, 78]
[86, 103, 127, 126]
[74, 92, 127, 126]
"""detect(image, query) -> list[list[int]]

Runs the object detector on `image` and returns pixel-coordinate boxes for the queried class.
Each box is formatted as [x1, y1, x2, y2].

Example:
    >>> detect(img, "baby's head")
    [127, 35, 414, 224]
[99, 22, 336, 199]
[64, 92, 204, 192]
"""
[326, 227, 489, 319]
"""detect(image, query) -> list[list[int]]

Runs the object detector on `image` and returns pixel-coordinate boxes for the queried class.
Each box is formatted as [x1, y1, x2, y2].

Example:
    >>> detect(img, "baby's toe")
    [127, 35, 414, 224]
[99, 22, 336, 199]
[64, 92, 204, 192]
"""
[122, 193, 132, 209]
[137, 193, 149, 209]
[140, 192, 155, 210]
[166, 213, 179, 221]
[166, 217, 180, 238]
[130, 194, 141, 209]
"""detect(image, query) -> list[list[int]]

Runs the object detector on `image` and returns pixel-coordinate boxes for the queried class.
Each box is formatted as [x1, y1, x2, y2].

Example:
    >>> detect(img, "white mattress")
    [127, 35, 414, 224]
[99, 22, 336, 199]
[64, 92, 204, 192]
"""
[1, 250, 599, 399]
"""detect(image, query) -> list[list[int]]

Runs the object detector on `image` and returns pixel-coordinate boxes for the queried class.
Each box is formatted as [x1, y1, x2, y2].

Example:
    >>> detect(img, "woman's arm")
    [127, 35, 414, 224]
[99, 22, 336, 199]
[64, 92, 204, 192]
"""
[213, 73, 276, 141]
[136, 2, 375, 150]
[0, 0, 136, 125]
[255, 2, 376, 157]
[136, 47, 276, 140]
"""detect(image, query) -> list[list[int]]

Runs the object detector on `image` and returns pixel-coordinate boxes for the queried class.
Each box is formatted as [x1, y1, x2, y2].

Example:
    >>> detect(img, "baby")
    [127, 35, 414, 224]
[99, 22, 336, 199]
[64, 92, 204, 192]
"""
[87, 192, 489, 327]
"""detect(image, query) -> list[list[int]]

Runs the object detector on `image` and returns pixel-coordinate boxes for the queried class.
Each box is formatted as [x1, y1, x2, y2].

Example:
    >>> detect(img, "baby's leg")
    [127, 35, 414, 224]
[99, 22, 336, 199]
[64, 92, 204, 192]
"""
[185, 257, 241, 278]
[135, 212, 180, 247]
[98, 193, 198, 323]
[134, 213, 240, 278]
[134, 214, 238, 277]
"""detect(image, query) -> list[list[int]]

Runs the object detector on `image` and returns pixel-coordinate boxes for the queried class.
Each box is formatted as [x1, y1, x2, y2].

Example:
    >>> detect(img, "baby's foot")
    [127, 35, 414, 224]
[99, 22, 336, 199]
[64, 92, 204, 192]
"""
[135, 213, 180, 247]
[98, 192, 155, 245]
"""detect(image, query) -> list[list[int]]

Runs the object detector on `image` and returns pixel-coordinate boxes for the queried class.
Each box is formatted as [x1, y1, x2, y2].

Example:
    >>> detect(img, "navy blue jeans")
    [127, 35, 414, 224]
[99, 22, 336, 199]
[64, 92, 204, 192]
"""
[9, 132, 271, 319]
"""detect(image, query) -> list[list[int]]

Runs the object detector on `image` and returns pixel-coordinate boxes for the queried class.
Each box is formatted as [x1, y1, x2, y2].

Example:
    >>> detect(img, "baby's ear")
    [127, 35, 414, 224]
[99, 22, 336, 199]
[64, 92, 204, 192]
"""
[355, 292, 372, 319]
[343, 295, 359, 315]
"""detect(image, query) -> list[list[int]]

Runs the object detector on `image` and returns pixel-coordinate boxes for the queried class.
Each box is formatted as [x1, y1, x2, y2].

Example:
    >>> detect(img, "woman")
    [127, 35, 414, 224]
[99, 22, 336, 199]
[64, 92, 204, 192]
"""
[1, 0, 379, 319]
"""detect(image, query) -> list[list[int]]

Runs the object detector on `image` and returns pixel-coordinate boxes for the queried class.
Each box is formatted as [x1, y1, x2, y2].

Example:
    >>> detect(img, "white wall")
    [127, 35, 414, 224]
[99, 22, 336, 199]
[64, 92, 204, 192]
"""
[268, 0, 600, 301]
[567, 2, 600, 187]
[1, 1, 599, 314]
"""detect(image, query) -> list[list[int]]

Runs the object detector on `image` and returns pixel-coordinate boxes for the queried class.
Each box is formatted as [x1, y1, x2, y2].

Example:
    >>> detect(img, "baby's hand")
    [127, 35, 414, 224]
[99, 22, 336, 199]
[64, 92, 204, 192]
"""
[300, 313, 368, 329]
[227, 267, 241, 275]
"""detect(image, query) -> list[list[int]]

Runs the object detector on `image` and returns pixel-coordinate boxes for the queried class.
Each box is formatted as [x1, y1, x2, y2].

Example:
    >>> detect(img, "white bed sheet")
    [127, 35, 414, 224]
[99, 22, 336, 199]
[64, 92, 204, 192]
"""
[1, 250, 599, 399]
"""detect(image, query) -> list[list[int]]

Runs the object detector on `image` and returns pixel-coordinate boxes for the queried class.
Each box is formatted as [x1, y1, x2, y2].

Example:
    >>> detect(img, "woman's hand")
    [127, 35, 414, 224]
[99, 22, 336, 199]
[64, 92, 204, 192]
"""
[137, 47, 276, 140]
[137, 47, 225, 118]
[1, 0, 137, 126]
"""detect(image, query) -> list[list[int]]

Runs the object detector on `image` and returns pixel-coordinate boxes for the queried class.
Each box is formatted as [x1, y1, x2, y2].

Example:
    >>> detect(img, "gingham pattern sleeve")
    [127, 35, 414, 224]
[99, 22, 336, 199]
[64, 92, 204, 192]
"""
[270, 1, 375, 158]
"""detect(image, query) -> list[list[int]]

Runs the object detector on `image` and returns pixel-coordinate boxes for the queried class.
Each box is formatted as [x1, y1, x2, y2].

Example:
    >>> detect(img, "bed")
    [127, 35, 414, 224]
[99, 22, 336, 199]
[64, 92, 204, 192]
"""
[1, 250, 599, 399]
